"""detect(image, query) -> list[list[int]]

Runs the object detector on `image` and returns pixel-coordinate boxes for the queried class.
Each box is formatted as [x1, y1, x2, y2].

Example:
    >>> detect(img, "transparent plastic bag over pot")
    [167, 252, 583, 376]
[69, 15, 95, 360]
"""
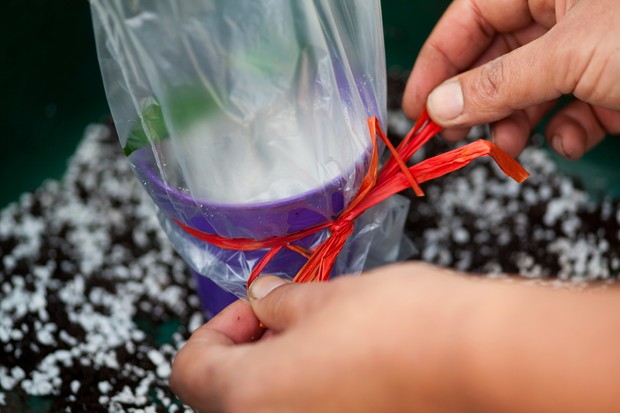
[90, 0, 410, 297]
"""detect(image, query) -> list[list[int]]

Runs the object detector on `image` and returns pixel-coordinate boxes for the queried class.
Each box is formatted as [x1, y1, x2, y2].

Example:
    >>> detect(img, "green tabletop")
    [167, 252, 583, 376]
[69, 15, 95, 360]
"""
[0, 0, 108, 208]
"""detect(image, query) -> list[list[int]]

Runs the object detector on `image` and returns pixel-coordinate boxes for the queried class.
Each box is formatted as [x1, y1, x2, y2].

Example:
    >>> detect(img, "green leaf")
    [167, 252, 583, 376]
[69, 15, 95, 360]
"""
[123, 102, 169, 157]
[167, 87, 218, 131]
[123, 88, 219, 157]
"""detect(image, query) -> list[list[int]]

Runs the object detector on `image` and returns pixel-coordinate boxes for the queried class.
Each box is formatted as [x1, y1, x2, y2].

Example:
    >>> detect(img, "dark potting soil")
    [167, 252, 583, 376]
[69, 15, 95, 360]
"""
[1, 73, 619, 412]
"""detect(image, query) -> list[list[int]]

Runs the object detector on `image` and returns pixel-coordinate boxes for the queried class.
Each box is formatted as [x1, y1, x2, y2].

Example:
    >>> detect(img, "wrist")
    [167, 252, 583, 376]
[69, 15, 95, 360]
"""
[390, 268, 491, 412]
[456, 279, 620, 413]
[435, 274, 495, 412]
[454, 277, 519, 412]
[408, 273, 522, 413]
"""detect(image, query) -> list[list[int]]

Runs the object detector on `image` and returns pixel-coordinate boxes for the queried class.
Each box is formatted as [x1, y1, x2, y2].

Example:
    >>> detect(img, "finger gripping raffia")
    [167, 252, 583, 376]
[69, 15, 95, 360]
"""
[174, 110, 529, 289]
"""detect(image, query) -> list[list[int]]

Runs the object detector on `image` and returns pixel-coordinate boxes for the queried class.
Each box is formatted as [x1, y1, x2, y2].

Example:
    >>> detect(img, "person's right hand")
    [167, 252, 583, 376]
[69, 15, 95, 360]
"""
[170, 263, 620, 413]
[403, 0, 620, 159]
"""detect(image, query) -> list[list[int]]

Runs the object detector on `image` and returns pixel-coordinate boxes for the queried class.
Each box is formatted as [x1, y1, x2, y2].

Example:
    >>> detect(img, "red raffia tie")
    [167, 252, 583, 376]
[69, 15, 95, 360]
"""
[174, 109, 530, 288]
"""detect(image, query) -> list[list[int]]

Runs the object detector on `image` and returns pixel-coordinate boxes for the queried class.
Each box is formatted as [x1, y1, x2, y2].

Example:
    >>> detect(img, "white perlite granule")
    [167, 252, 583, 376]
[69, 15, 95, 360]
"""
[0, 124, 201, 412]
[398, 120, 620, 281]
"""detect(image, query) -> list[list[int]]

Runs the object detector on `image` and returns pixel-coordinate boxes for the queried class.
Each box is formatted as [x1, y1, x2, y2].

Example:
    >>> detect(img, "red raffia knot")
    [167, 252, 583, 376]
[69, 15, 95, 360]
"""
[174, 109, 529, 288]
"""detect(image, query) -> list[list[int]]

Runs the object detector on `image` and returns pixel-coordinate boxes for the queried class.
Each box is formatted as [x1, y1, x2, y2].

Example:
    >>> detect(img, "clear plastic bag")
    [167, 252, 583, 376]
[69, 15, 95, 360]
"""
[90, 0, 410, 298]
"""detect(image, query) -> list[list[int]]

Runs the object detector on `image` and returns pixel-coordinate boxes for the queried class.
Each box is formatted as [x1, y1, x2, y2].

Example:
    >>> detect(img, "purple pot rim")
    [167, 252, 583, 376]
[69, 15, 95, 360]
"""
[132, 142, 372, 212]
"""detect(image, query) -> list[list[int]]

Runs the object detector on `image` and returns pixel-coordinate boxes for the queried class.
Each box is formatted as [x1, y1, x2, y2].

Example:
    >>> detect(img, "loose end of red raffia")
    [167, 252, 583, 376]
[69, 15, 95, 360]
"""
[174, 109, 530, 289]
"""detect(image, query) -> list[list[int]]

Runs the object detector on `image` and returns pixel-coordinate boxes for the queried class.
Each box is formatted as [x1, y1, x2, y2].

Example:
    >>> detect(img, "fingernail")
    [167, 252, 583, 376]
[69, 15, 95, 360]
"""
[427, 81, 464, 123]
[550, 134, 566, 157]
[249, 275, 288, 300]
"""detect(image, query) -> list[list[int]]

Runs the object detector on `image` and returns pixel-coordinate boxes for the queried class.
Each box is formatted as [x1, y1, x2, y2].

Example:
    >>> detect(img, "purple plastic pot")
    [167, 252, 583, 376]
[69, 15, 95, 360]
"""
[131, 145, 370, 317]
[126, 66, 381, 317]
[190, 269, 238, 319]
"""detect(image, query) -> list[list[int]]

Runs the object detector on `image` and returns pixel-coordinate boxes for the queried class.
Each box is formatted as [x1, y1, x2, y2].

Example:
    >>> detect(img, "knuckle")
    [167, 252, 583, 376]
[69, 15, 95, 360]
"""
[576, 53, 620, 108]
[599, 109, 620, 134]
[609, 118, 620, 134]
[170, 345, 230, 408]
[473, 57, 505, 105]
[169, 347, 193, 394]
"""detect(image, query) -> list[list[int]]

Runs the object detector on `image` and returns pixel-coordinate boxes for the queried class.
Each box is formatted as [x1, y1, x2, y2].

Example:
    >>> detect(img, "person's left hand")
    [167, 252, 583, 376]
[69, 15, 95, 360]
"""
[169, 263, 478, 412]
[403, 0, 620, 159]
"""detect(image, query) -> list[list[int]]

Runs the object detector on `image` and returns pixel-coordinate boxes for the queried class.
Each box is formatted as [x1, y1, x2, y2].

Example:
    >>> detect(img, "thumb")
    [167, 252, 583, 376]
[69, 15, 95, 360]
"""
[248, 275, 339, 331]
[426, 33, 564, 128]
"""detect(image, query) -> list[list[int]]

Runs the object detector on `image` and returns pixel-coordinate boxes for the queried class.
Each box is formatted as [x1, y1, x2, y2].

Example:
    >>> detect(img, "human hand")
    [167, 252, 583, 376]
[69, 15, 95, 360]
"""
[170, 262, 620, 412]
[403, 0, 620, 159]
[169, 263, 480, 412]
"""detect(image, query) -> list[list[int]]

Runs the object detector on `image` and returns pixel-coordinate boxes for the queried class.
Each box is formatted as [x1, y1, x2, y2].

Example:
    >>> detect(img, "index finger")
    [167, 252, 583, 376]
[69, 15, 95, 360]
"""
[169, 299, 264, 410]
[402, 0, 534, 118]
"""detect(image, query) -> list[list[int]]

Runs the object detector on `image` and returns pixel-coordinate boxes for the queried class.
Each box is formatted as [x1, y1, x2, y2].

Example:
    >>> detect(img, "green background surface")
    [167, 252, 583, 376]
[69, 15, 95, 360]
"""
[0, 0, 450, 208]
[0, 0, 618, 209]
